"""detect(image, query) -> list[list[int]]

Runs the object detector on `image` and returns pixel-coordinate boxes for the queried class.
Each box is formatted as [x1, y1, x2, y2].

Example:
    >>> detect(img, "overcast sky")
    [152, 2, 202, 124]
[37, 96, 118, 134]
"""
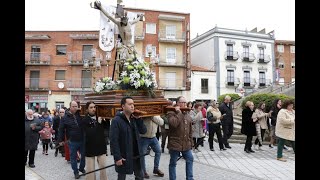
[25, 0, 295, 40]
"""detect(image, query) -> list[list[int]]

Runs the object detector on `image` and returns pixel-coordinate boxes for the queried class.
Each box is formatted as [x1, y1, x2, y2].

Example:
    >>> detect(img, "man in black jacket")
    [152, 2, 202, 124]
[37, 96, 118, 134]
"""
[58, 101, 85, 179]
[219, 95, 233, 149]
[110, 96, 147, 180]
[53, 108, 65, 157]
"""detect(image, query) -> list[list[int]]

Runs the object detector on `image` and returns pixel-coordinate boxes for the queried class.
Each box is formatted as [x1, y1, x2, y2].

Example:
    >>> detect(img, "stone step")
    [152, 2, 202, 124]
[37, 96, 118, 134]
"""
[213, 137, 271, 145]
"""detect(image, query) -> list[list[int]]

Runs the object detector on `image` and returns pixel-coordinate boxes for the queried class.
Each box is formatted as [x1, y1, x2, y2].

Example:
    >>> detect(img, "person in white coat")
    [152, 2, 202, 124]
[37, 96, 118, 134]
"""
[275, 99, 295, 162]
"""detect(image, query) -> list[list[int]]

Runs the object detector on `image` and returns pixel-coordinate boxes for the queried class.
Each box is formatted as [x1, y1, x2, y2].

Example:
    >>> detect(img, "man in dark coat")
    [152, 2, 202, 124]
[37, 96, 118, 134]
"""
[25, 109, 42, 168]
[58, 101, 85, 179]
[241, 101, 256, 153]
[110, 96, 147, 180]
[82, 101, 108, 180]
[219, 95, 233, 149]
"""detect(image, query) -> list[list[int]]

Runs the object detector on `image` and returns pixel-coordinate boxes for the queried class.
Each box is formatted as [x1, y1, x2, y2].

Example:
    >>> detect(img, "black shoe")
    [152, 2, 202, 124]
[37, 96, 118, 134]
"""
[161, 148, 164, 153]
[79, 169, 86, 174]
[61, 153, 65, 157]
[220, 148, 227, 151]
[225, 145, 231, 149]
[244, 149, 250, 153]
[269, 144, 273, 148]
[249, 149, 255, 153]
[54, 151, 58, 157]
[29, 164, 35, 168]
[75, 173, 80, 179]
[210, 148, 215, 151]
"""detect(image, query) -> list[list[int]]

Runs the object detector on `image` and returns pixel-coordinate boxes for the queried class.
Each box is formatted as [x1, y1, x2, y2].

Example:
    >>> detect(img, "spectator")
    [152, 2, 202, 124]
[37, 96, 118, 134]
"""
[241, 101, 256, 153]
[25, 109, 42, 168]
[219, 95, 233, 149]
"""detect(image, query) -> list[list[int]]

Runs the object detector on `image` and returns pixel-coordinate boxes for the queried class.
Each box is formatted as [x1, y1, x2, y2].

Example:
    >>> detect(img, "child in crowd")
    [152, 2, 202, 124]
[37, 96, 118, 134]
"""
[39, 121, 55, 155]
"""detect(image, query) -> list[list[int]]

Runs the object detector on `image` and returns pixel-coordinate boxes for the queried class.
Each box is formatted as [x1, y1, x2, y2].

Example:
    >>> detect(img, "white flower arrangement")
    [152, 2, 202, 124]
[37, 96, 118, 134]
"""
[93, 77, 117, 93]
[93, 57, 157, 93]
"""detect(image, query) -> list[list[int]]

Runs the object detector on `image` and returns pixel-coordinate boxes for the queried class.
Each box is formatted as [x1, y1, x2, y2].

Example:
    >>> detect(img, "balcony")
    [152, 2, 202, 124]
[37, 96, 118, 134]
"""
[158, 78, 186, 90]
[25, 52, 51, 65]
[157, 55, 185, 67]
[67, 51, 95, 65]
[241, 53, 255, 62]
[25, 78, 49, 91]
[257, 54, 271, 63]
[243, 78, 256, 87]
[66, 78, 93, 91]
[158, 30, 185, 43]
[225, 77, 240, 87]
[135, 28, 145, 41]
[224, 51, 239, 60]
[258, 79, 271, 87]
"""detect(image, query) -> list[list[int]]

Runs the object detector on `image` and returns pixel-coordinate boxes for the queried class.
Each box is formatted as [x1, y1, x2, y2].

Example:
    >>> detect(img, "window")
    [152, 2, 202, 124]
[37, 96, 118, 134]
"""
[243, 46, 249, 59]
[291, 62, 295, 68]
[279, 62, 284, 69]
[166, 48, 176, 64]
[166, 25, 176, 39]
[227, 44, 233, 59]
[259, 72, 266, 86]
[201, 79, 208, 93]
[56, 45, 67, 55]
[290, 46, 295, 53]
[227, 70, 234, 85]
[55, 102, 65, 110]
[279, 78, 284, 85]
[277, 45, 284, 53]
[145, 44, 156, 57]
[243, 71, 250, 86]
[82, 45, 93, 60]
[146, 23, 156, 34]
[30, 71, 40, 89]
[165, 72, 176, 88]
[258, 47, 264, 60]
[81, 70, 92, 88]
[55, 70, 66, 80]
[31, 45, 40, 61]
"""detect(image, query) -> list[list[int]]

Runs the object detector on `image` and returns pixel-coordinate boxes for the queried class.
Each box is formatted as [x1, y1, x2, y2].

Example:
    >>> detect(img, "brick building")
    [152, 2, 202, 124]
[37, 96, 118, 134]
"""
[25, 8, 190, 112]
[275, 40, 295, 84]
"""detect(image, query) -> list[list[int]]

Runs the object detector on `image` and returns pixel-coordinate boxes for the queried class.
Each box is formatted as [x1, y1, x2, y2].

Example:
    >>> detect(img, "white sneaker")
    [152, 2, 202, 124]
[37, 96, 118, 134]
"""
[258, 146, 264, 151]
[254, 145, 258, 150]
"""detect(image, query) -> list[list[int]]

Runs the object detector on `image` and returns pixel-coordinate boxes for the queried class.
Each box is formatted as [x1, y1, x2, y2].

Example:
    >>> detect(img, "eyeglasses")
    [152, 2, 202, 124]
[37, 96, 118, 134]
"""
[178, 102, 187, 103]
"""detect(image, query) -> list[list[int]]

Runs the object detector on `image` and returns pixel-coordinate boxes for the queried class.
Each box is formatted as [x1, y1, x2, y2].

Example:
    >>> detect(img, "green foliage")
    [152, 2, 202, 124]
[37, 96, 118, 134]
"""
[218, 93, 241, 104]
[241, 93, 295, 112]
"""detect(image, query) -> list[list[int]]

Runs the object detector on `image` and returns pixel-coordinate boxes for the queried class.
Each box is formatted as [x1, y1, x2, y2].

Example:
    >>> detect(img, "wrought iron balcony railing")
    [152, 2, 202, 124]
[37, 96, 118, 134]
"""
[25, 52, 51, 65]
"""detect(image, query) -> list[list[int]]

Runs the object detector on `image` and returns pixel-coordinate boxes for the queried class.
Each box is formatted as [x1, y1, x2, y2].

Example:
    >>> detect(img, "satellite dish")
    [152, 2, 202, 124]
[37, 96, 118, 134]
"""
[58, 82, 64, 89]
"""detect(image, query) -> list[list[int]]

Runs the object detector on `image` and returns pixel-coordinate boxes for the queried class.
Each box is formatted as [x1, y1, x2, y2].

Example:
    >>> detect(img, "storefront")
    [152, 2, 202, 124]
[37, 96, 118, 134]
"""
[25, 95, 48, 113]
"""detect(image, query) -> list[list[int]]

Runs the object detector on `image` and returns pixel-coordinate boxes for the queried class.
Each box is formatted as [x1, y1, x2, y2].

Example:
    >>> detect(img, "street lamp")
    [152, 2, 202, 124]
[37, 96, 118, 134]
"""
[83, 48, 102, 88]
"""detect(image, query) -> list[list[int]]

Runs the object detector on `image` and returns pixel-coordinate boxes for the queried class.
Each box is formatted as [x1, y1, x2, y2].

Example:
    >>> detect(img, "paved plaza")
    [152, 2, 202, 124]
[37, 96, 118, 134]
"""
[25, 137, 294, 180]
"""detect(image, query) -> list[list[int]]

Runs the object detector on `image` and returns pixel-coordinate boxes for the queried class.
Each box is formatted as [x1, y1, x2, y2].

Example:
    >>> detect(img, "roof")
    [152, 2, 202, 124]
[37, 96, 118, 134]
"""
[191, 65, 215, 72]
[275, 40, 295, 45]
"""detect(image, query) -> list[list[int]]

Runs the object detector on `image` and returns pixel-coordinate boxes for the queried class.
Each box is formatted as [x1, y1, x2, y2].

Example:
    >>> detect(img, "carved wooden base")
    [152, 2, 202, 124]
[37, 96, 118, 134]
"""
[80, 90, 171, 119]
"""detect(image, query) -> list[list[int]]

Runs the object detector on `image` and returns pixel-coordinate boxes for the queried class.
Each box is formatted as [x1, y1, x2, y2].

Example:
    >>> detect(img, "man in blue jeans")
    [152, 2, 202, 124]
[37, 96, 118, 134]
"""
[167, 96, 194, 180]
[58, 101, 85, 179]
[140, 116, 165, 178]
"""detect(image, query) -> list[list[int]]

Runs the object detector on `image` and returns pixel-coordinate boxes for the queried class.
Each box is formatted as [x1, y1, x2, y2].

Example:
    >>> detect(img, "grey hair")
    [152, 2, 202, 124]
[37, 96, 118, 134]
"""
[225, 95, 231, 100]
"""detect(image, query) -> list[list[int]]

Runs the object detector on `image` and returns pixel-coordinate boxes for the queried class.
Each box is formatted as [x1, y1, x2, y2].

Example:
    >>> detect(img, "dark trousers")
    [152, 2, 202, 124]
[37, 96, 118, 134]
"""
[25, 150, 36, 165]
[277, 138, 295, 158]
[222, 123, 233, 146]
[193, 138, 202, 149]
[245, 135, 253, 150]
[255, 129, 266, 146]
[42, 139, 50, 152]
[156, 126, 161, 141]
[117, 158, 143, 180]
[208, 123, 224, 149]
[161, 129, 168, 149]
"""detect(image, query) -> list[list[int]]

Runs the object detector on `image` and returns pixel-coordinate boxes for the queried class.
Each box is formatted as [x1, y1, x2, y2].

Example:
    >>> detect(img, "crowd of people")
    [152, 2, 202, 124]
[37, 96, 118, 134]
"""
[25, 95, 295, 179]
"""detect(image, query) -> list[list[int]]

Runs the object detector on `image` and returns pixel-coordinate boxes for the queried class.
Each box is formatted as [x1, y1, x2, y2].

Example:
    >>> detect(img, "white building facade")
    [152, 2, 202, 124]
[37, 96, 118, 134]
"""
[189, 66, 216, 102]
[191, 27, 275, 98]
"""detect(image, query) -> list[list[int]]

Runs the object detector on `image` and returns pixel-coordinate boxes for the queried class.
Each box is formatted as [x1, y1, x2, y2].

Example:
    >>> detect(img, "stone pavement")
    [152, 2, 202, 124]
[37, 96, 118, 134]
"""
[26, 138, 294, 180]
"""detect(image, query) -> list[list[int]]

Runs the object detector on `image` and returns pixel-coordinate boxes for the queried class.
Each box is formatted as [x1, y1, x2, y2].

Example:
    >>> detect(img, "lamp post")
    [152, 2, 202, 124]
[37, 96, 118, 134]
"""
[83, 48, 102, 88]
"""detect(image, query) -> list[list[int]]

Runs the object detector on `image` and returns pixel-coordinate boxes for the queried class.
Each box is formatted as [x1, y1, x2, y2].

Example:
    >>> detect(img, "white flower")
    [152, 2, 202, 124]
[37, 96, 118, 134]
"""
[120, 71, 127, 77]
[133, 80, 141, 89]
[145, 79, 152, 87]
